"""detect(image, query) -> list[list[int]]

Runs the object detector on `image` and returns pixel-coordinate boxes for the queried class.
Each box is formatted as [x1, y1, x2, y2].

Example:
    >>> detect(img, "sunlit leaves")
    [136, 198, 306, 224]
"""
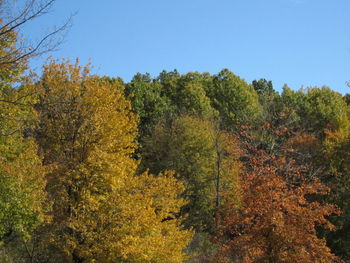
[34, 60, 192, 262]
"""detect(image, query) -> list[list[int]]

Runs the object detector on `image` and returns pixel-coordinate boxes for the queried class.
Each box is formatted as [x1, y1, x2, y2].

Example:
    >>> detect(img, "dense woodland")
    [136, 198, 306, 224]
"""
[1, 1, 350, 263]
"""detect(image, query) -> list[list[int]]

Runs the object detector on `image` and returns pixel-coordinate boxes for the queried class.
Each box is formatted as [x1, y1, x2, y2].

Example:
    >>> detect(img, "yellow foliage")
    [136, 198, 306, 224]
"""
[78, 171, 192, 263]
[35, 60, 192, 262]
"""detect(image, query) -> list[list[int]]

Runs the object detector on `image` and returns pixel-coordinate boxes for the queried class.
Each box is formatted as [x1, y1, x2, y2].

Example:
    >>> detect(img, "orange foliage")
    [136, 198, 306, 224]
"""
[214, 150, 342, 263]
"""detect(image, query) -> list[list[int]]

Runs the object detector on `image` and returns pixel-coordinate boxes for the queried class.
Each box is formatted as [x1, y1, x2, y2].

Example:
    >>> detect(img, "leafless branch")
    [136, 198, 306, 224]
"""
[0, 15, 72, 65]
[0, 0, 74, 66]
[0, 0, 55, 37]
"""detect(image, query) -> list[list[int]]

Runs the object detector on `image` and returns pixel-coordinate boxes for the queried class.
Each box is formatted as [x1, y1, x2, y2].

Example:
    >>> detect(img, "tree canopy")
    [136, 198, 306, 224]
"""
[0, 4, 349, 261]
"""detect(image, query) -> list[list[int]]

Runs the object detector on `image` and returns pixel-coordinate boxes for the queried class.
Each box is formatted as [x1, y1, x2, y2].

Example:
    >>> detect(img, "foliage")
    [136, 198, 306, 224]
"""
[0, 28, 26, 83]
[0, 14, 47, 261]
[281, 86, 349, 138]
[0, 16, 348, 261]
[322, 127, 350, 261]
[0, 136, 47, 241]
[343, 93, 350, 105]
[142, 115, 240, 234]
[125, 73, 172, 137]
[252, 79, 280, 124]
[0, 59, 346, 262]
[34, 60, 192, 262]
[205, 69, 262, 129]
[214, 149, 342, 263]
[171, 72, 217, 119]
[143, 115, 218, 232]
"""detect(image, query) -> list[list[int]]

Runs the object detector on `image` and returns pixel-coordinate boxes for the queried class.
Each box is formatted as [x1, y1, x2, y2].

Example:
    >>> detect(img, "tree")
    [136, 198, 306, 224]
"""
[343, 93, 350, 106]
[252, 79, 274, 96]
[142, 115, 241, 233]
[0, 0, 72, 137]
[322, 126, 350, 261]
[171, 72, 217, 119]
[125, 73, 171, 138]
[0, 4, 49, 259]
[34, 60, 192, 262]
[142, 115, 218, 232]
[0, 133, 47, 262]
[85, 170, 192, 263]
[280, 86, 349, 139]
[205, 69, 262, 130]
[252, 79, 280, 124]
[214, 149, 342, 263]
[142, 115, 241, 262]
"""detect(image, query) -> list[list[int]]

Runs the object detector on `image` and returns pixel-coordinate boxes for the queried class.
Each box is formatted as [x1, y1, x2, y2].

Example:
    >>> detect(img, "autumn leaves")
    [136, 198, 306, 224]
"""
[0, 53, 349, 263]
[31, 61, 193, 262]
[1, 56, 349, 262]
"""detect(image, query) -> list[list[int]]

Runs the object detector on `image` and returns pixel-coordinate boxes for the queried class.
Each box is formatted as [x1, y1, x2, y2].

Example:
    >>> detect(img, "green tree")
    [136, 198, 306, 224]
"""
[156, 69, 181, 103]
[143, 116, 217, 232]
[0, 7, 48, 260]
[154, 70, 217, 119]
[143, 115, 240, 233]
[205, 69, 262, 130]
[280, 86, 349, 139]
[304, 87, 349, 137]
[172, 72, 217, 119]
[125, 73, 171, 137]
[322, 126, 350, 261]
[252, 79, 280, 123]
[343, 93, 350, 105]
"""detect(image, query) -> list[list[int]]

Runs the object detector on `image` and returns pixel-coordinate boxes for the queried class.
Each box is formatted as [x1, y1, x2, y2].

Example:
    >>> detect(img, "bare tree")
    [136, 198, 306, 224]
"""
[0, 0, 73, 69]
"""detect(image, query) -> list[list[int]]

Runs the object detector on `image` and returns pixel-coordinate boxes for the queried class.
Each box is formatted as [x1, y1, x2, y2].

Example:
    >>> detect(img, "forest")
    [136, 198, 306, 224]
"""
[1, 1, 350, 263]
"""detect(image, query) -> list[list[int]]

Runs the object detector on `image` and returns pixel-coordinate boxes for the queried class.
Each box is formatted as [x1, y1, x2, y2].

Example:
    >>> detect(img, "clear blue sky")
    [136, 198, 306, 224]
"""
[26, 0, 350, 93]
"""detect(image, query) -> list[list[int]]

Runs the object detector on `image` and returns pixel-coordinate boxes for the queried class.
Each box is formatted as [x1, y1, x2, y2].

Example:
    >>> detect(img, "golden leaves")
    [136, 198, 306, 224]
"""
[35, 60, 192, 262]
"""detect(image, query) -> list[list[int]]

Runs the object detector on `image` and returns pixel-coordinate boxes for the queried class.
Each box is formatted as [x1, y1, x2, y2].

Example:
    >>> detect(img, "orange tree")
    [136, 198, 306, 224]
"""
[213, 149, 342, 263]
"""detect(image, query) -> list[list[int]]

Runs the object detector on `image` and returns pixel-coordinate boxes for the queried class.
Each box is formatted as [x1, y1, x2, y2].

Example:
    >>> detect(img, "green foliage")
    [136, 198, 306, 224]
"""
[0, 137, 46, 241]
[206, 69, 262, 129]
[252, 79, 280, 123]
[143, 116, 217, 232]
[343, 93, 350, 105]
[279, 85, 307, 126]
[281, 86, 349, 137]
[0, 26, 47, 261]
[156, 70, 181, 103]
[252, 78, 274, 96]
[125, 73, 172, 137]
[143, 115, 240, 234]
[304, 87, 349, 135]
[322, 128, 350, 261]
[171, 72, 217, 119]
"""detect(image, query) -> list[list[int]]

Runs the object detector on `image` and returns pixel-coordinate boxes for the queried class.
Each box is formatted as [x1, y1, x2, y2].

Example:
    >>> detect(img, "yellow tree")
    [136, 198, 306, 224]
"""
[35, 60, 192, 263]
